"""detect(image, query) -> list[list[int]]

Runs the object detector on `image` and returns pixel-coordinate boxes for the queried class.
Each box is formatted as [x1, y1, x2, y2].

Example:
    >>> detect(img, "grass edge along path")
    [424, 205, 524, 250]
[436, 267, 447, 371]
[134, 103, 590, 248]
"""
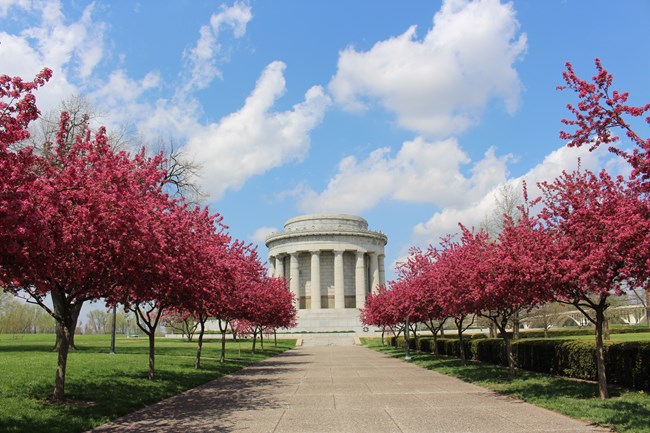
[362, 338, 650, 433]
[0, 334, 296, 433]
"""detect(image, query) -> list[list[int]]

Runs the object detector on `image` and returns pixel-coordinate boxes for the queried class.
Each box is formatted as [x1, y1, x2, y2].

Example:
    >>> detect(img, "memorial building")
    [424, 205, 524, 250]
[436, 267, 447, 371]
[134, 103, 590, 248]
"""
[265, 214, 387, 332]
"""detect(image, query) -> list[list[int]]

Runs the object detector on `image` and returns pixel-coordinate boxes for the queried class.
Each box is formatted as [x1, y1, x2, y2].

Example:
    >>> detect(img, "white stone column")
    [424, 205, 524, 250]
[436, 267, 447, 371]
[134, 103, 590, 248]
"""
[310, 251, 321, 310]
[334, 250, 345, 309]
[378, 254, 386, 286]
[268, 256, 276, 277]
[369, 252, 379, 292]
[289, 252, 300, 309]
[355, 251, 366, 309]
[275, 254, 285, 278]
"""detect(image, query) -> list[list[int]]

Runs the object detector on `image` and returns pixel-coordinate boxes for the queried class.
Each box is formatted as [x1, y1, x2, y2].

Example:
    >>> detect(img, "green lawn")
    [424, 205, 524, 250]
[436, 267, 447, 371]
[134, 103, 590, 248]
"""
[547, 332, 650, 342]
[0, 333, 295, 433]
[363, 338, 650, 433]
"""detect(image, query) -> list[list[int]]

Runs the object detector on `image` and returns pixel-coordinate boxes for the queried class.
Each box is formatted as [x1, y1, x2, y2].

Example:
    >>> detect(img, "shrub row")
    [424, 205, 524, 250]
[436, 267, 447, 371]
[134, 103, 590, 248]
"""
[399, 326, 650, 340]
[387, 335, 650, 391]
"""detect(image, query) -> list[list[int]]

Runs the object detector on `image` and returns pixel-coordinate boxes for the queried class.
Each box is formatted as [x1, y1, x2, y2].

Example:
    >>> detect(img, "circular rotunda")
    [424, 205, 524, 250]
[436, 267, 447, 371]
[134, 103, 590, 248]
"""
[265, 214, 387, 332]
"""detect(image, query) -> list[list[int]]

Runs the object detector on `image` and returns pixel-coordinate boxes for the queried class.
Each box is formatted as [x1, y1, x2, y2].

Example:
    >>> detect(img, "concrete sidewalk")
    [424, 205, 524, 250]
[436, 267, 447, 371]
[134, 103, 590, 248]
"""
[91, 343, 610, 433]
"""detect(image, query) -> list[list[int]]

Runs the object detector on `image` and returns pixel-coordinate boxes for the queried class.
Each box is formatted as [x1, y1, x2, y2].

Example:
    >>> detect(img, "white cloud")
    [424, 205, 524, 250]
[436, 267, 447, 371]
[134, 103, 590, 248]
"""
[185, 61, 331, 200]
[298, 136, 512, 214]
[0, 0, 105, 112]
[181, 1, 252, 93]
[23, 1, 105, 80]
[0, 0, 31, 17]
[1, 1, 332, 204]
[90, 69, 160, 107]
[412, 144, 618, 246]
[250, 226, 278, 244]
[329, 0, 526, 137]
[86, 69, 164, 134]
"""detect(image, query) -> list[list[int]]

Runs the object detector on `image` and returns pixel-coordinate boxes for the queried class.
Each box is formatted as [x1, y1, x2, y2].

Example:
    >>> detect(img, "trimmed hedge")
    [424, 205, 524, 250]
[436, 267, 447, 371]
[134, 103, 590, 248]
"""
[387, 335, 650, 391]
[389, 326, 650, 341]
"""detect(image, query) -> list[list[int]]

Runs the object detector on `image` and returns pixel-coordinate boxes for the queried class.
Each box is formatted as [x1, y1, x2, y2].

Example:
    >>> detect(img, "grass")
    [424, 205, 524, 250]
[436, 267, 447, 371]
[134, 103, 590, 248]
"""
[362, 338, 650, 433]
[546, 332, 650, 342]
[0, 333, 295, 433]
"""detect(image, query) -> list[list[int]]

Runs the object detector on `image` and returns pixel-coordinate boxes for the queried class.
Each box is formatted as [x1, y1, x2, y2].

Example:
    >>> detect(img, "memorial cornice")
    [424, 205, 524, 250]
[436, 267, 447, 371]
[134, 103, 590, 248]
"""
[265, 229, 387, 248]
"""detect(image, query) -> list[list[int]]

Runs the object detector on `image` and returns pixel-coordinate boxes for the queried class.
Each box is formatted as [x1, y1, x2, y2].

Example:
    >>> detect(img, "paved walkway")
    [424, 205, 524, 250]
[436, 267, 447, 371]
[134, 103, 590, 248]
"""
[91, 338, 609, 433]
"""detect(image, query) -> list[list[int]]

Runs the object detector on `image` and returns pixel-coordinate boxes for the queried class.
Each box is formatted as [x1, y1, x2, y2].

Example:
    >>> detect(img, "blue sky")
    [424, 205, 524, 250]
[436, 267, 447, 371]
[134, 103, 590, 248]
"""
[2, 0, 649, 285]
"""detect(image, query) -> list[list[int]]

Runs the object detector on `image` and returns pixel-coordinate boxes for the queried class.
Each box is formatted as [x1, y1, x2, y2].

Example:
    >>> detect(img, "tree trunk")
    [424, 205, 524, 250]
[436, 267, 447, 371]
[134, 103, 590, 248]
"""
[220, 330, 226, 363]
[218, 319, 228, 363]
[52, 319, 71, 401]
[411, 323, 419, 352]
[195, 320, 205, 369]
[432, 334, 439, 356]
[512, 310, 520, 340]
[543, 322, 549, 339]
[404, 316, 411, 360]
[603, 317, 610, 341]
[495, 321, 516, 380]
[50, 291, 80, 401]
[274, 329, 277, 347]
[646, 289, 650, 328]
[595, 307, 609, 399]
[260, 327, 265, 351]
[456, 318, 466, 365]
[147, 331, 156, 380]
[53, 302, 82, 352]
[381, 328, 385, 346]
[110, 305, 117, 354]
[503, 333, 515, 378]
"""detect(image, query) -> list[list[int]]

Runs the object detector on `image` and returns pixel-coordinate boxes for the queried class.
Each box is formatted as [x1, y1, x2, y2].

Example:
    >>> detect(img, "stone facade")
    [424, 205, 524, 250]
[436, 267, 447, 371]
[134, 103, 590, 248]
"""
[265, 214, 387, 332]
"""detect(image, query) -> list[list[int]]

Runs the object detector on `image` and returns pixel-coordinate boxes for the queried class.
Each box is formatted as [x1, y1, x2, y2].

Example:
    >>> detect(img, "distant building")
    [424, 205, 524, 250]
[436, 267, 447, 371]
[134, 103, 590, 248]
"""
[265, 214, 387, 332]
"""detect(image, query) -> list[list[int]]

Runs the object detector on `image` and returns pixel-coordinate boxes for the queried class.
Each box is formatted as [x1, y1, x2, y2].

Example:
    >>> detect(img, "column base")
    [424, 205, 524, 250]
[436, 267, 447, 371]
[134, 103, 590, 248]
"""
[291, 309, 369, 333]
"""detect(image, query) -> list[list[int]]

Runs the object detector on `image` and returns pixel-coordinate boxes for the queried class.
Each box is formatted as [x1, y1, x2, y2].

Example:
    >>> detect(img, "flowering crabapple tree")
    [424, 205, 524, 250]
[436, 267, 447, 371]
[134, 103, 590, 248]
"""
[431, 228, 486, 365]
[245, 275, 296, 352]
[477, 197, 557, 378]
[0, 68, 52, 144]
[0, 69, 52, 292]
[360, 285, 402, 345]
[558, 59, 650, 187]
[538, 168, 650, 399]
[261, 277, 297, 348]
[379, 281, 421, 355]
[161, 308, 200, 342]
[2, 95, 171, 400]
[558, 59, 650, 330]
[206, 240, 270, 362]
[111, 203, 226, 380]
[184, 228, 233, 370]
[397, 247, 449, 355]
[387, 252, 446, 353]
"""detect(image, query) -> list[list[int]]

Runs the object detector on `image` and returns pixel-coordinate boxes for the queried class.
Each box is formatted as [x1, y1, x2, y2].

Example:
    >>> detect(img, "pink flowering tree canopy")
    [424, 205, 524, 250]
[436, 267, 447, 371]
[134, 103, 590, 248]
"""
[558, 59, 650, 185]
[539, 167, 650, 398]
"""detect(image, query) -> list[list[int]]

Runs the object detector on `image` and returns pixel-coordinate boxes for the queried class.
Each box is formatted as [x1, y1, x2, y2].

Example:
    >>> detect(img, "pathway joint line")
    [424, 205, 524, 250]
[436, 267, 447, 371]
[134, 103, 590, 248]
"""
[271, 409, 286, 433]
[383, 408, 405, 433]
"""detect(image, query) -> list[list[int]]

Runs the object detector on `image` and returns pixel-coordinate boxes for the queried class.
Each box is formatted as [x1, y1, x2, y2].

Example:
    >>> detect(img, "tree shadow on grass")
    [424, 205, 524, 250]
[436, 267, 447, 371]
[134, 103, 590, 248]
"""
[397, 350, 650, 433]
[595, 398, 650, 433]
[0, 343, 57, 352]
[12, 362, 303, 433]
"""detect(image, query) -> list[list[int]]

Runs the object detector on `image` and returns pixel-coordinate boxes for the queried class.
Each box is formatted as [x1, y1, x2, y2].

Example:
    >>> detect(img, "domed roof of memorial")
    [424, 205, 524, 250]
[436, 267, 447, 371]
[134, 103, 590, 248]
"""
[265, 213, 386, 246]
[285, 214, 368, 231]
